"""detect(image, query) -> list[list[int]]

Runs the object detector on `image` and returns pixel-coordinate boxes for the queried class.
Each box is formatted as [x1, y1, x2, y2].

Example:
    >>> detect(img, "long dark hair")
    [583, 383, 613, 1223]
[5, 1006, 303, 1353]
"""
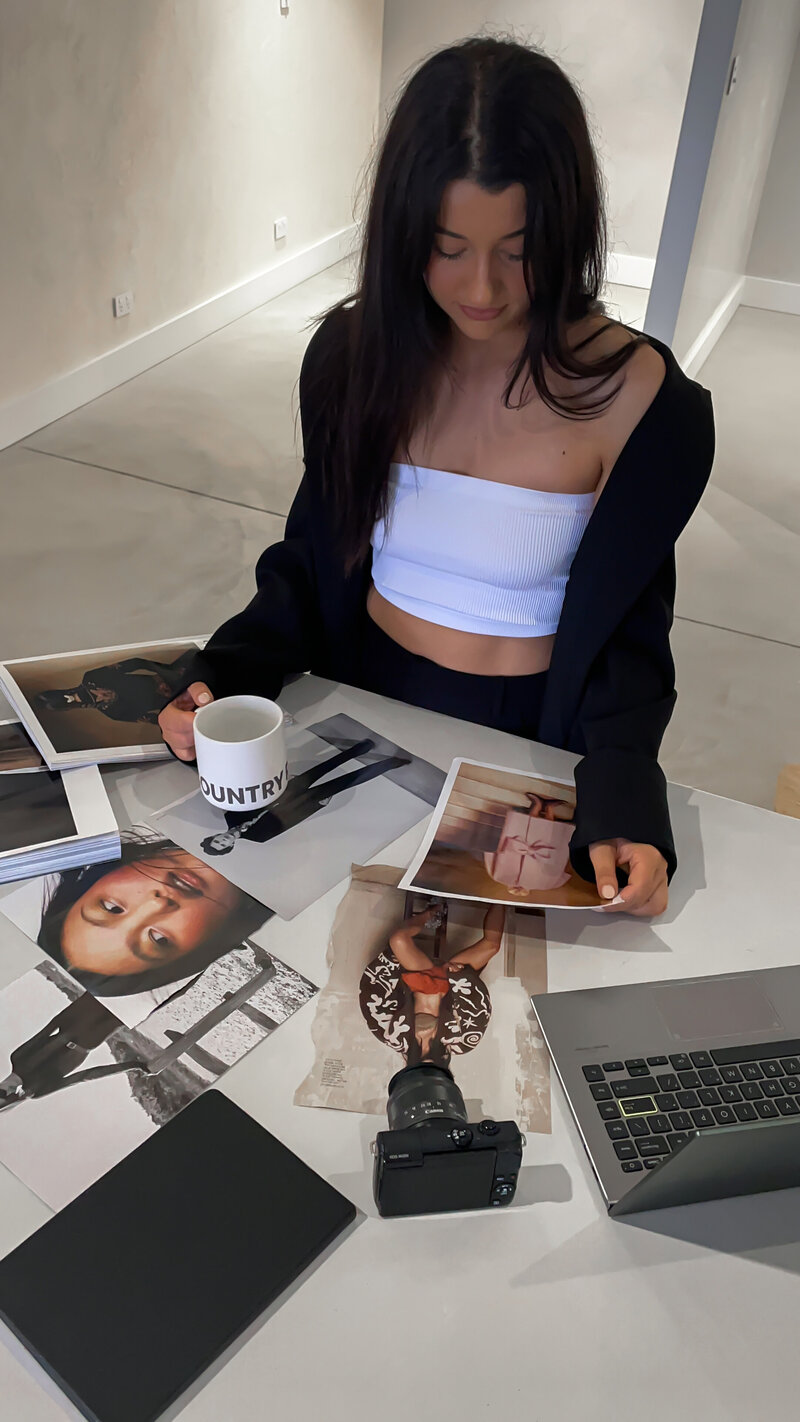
[305, 36, 645, 567]
[38, 831, 270, 997]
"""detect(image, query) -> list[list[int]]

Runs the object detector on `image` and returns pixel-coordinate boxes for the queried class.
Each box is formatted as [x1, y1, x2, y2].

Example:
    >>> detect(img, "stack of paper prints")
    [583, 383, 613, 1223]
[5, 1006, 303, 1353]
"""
[0, 637, 205, 769]
[0, 763, 119, 885]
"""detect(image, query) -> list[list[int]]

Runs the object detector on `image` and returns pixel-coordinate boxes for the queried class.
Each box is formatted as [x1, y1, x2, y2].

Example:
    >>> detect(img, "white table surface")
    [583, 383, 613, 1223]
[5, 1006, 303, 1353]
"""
[2, 676, 800, 1422]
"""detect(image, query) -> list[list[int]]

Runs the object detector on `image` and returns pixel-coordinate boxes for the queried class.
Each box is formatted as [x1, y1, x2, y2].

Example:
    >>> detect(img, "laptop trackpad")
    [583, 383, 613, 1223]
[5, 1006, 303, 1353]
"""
[655, 977, 783, 1043]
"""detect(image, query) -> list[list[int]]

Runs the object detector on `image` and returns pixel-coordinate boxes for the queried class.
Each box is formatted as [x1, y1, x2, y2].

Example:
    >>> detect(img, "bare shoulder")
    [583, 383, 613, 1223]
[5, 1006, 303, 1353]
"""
[574, 316, 666, 403]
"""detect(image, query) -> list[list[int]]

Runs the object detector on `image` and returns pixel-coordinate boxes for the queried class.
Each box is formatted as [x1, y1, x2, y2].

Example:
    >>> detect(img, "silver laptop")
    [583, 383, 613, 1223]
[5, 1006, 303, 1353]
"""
[531, 965, 800, 1216]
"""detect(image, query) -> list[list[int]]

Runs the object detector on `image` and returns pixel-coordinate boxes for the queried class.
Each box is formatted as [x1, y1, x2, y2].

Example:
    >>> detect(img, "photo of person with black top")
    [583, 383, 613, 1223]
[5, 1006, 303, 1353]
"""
[1, 640, 201, 757]
[158, 37, 715, 920]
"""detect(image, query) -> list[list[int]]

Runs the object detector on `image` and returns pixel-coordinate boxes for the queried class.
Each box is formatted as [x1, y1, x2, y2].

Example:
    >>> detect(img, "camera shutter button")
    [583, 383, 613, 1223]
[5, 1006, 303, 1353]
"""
[479, 1120, 500, 1136]
[449, 1127, 473, 1149]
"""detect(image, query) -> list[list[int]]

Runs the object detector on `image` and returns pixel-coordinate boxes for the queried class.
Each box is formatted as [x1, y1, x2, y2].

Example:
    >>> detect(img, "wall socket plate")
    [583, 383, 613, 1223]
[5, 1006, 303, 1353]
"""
[112, 290, 134, 318]
[273, 216, 288, 242]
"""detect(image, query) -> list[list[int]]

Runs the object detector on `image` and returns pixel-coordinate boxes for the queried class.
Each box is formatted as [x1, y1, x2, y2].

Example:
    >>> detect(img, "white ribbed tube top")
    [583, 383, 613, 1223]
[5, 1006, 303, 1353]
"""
[370, 462, 594, 638]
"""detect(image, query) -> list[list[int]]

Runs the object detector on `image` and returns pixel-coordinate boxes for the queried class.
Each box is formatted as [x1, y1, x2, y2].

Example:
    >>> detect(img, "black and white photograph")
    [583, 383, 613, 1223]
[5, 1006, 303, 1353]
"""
[154, 713, 447, 919]
[0, 763, 119, 884]
[0, 718, 45, 772]
[401, 759, 604, 910]
[0, 637, 205, 767]
[0, 826, 276, 1026]
[0, 947, 314, 1210]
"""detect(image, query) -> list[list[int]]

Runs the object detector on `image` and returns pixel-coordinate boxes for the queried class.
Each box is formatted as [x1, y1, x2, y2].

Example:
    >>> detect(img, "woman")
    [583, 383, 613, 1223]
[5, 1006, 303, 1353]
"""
[359, 905, 503, 1067]
[36, 831, 270, 1005]
[160, 38, 715, 919]
[32, 650, 197, 726]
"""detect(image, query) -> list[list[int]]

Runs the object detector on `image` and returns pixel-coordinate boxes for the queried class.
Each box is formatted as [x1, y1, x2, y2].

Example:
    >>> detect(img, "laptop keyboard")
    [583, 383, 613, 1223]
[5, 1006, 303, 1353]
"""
[582, 1041, 800, 1173]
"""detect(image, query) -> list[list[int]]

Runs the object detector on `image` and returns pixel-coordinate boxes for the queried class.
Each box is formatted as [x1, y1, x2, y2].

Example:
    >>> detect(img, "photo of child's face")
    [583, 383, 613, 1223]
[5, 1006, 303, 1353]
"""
[61, 851, 243, 978]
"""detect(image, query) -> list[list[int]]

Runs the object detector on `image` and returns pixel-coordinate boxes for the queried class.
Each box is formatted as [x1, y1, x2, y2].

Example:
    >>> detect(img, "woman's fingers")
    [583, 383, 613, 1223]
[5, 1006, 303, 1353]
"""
[157, 682, 213, 759]
[600, 843, 669, 918]
[588, 841, 619, 900]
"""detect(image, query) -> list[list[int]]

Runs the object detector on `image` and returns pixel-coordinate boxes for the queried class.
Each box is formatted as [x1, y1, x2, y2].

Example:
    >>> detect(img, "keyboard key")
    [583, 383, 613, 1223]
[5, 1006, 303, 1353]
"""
[602, 1061, 624, 1073]
[780, 1057, 800, 1075]
[649, 1114, 672, 1134]
[699, 1067, 722, 1086]
[720, 1066, 743, 1084]
[598, 1102, 621, 1120]
[677, 1090, 699, 1109]
[612, 1078, 657, 1098]
[777, 1097, 799, 1116]
[628, 1064, 651, 1078]
[647, 1056, 668, 1067]
[678, 1070, 701, 1089]
[756, 1101, 779, 1120]
[734, 1103, 758, 1122]
[620, 1097, 657, 1117]
[644, 1159, 660, 1169]
[669, 1111, 693, 1130]
[690, 1051, 714, 1068]
[782, 1077, 800, 1094]
[655, 1092, 678, 1112]
[712, 1106, 737, 1126]
[762, 1079, 784, 1098]
[625, 1059, 647, 1072]
[712, 1038, 800, 1066]
[741, 1064, 764, 1081]
[669, 1131, 692, 1150]
[614, 1141, 637, 1160]
[582, 1065, 605, 1083]
[627, 1118, 650, 1137]
[698, 1088, 721, 1106]
[621, 1160, 643, 1173]
[591, 1083, 613, 1101]
[606, 1121, 629, 1140]
[691, 1108, 715, 1129]
[719, 1085, 742, 1103]
[761, 1060, 783, 1078]
[656, 1073, 680, 1092]
[670, 1054, 692, 1071]
[637, 1137, 668, 1157]
[740, 1082, 764, 1100]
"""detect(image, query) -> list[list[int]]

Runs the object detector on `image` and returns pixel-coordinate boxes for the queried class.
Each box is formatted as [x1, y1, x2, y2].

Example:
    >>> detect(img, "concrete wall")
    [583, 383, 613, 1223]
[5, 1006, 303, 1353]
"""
[0, 0, 384, 408]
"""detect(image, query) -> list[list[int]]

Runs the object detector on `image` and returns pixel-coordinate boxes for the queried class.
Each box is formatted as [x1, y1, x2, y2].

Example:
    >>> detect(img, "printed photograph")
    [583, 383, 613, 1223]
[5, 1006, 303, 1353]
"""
[154, 713, 446, 919]
[0, 826, 275, 1028]
[0, 719, 44, 772]
[0, 947, 315, 1210]
[401, 759, 603, 910]
[0, 637, 203, 762]
[0, 771, 76, 856]
[294, 864, 551, 1133]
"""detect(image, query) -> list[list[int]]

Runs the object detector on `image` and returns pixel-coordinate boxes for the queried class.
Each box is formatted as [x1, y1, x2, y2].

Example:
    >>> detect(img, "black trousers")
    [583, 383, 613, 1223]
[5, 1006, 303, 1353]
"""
[358, 617, 547, 738]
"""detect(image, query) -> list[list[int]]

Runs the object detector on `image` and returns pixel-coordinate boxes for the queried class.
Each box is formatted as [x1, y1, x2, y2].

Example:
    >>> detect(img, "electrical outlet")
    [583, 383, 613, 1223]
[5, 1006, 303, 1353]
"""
[112, 290, 134, 318]
[280, 0, 289, 13]
[273, 216, 288, 242]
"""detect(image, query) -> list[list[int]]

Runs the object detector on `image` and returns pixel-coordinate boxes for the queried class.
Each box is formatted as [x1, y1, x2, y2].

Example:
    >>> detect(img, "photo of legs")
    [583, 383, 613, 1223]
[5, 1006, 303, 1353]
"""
[402, 759, 603, 909]
[294, 864, 551, 1133]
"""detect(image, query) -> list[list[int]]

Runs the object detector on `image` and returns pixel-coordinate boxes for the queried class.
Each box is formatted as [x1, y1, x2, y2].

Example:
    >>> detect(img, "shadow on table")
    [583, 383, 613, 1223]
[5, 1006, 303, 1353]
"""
[329, 1161, 572, 1218]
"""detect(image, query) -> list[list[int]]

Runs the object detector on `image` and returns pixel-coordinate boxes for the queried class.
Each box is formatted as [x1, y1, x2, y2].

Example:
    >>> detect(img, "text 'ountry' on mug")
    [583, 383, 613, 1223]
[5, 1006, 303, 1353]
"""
[192, 695, 288, 813]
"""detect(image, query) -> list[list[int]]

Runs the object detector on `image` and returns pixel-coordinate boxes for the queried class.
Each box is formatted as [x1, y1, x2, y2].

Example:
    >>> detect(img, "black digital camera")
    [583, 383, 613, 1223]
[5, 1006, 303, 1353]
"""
[372, 1062, 525, 1217]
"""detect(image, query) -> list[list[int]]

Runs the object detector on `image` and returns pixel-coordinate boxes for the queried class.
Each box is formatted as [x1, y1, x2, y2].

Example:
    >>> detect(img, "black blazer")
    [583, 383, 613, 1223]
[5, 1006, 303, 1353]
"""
[184, 311, 715, 883]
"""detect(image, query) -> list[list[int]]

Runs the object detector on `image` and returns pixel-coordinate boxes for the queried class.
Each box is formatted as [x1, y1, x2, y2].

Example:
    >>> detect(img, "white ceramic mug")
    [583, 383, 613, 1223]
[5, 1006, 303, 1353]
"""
[193, 695, 288, 813]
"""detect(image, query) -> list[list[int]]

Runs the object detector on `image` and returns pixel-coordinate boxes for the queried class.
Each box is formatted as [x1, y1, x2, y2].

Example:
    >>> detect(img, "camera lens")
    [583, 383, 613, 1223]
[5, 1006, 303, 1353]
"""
[386, 1063, 468, 1130]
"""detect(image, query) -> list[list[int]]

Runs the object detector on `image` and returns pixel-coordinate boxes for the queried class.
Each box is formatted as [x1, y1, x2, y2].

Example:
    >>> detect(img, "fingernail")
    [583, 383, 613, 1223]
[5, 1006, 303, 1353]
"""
[601, 885, 616, 900]
[197, 693, 211, 705]
[609, 894, 625, 906]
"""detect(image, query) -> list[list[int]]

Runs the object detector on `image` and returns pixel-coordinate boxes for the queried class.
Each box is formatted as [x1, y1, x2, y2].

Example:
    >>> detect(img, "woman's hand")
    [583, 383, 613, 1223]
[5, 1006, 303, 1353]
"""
[157, 682, 213, 762]
[589, 839, 669, 918]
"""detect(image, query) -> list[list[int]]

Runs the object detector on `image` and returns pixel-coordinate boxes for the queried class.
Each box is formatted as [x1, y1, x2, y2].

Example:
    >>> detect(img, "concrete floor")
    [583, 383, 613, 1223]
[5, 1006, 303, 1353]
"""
[2, 269, 797, 809]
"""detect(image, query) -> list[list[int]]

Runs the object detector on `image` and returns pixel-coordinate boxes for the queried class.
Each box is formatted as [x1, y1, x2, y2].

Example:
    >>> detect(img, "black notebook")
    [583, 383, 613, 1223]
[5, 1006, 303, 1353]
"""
[0, 1091, 356, 1422]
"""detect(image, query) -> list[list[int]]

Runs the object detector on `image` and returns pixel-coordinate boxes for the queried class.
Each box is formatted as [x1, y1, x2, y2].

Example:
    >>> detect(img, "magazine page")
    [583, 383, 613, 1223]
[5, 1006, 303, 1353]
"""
[0, 719, 45, 773]
[0, 764, 116, 864]
[0, 637, 205, 768]
[401, 758, 603, 910]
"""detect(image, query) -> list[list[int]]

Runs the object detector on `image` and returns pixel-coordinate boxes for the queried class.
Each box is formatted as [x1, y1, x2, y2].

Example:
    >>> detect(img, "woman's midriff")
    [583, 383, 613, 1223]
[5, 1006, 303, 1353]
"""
[366, 585, 555, 677]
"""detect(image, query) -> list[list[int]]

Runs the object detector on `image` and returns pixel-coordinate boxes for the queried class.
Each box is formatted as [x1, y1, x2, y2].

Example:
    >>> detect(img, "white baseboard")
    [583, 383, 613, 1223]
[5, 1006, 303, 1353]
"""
[680, 277, 745, 377]
[605, 252, 656, 289]
[742, 275, 800, 317]
[0, 224, 357, 452]
[2, 230, 653, 451]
